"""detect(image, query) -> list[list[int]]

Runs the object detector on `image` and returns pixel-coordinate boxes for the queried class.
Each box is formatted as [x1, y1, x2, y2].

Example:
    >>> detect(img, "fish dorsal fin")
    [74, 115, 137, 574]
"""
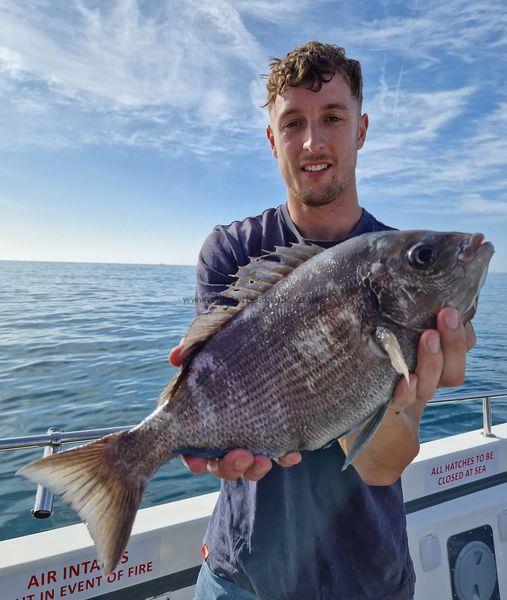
[176, 242, 324, 368]
[158, 368, 187, 406]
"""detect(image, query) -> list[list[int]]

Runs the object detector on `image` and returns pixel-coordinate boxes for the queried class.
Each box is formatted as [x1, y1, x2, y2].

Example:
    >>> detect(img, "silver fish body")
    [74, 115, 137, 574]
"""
[18, 230, 494, 575]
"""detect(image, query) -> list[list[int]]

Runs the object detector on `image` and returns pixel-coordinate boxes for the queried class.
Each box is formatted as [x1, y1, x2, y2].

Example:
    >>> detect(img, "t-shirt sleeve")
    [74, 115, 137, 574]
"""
[195, 228, 238, 316]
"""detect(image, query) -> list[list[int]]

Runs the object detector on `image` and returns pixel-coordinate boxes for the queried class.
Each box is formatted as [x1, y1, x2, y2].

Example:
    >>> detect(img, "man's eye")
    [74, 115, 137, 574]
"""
[284, 120, 302, 129]
[326, 115, 342, 122]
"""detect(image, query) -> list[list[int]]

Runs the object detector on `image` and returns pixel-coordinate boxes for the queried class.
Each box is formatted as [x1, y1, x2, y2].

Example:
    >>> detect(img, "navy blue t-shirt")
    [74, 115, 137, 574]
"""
[195, 203, 415, 600]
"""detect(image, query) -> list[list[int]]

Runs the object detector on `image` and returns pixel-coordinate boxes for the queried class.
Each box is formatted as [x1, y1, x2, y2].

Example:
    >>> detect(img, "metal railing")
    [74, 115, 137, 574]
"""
[0, 425, 134, 518]
[425, 388, 507, 437]
[1, 389, 506, 518]
[0, 425, 133, 452]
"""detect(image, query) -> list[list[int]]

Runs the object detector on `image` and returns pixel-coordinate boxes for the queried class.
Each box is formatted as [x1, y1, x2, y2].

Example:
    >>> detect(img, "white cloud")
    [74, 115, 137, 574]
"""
[232, 0, 318, 24]
[0, 46, 25, 76]
[0, 0, 281, 153]
[359, 82, 476, 179]
[457, 195, 507, 216]
[333, 0, 507, 64]
[398, 194, 507, 217]
[358, 85, 507, 216]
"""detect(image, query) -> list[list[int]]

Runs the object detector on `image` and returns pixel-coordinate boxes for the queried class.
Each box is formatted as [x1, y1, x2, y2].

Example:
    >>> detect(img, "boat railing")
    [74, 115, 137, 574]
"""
[1, 389, 506, 519]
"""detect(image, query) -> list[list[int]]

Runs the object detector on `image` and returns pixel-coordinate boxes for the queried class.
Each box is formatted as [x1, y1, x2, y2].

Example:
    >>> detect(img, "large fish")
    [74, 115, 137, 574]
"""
[18, 230, 493, 574]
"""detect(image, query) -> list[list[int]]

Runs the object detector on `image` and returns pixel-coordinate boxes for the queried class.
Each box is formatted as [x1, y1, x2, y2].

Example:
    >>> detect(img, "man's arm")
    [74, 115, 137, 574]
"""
[340, 307, 476, 485]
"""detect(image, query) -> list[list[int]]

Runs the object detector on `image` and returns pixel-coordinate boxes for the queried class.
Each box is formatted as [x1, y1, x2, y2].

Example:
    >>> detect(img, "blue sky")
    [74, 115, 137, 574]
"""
[1, 0, 506, 270]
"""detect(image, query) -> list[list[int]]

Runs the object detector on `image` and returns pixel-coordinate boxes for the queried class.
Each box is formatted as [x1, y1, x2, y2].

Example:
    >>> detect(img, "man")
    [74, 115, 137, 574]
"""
[169, 41, 475, 599]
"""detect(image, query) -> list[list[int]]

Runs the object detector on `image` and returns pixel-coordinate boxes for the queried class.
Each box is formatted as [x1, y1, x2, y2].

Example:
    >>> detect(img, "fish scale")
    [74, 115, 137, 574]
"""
[18, 230, 494, 576]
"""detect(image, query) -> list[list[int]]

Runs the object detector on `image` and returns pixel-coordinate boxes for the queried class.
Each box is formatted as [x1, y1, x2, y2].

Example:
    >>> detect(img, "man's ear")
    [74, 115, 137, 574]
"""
[266, 125, 278, 158]
[357, 113, 369, 150]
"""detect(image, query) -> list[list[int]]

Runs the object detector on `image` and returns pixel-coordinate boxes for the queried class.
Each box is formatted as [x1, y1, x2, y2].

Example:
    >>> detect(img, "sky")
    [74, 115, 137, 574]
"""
[0, 0, 506, 271]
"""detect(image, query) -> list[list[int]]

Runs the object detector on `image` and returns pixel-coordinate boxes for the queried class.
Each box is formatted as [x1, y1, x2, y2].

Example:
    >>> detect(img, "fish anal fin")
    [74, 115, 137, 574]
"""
[372, 326, 410, 385]
[341, 402, 390, 470]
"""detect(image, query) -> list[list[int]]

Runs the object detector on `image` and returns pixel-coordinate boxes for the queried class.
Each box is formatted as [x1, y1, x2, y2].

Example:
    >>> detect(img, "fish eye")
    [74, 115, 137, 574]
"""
[408, 244, 437, 269]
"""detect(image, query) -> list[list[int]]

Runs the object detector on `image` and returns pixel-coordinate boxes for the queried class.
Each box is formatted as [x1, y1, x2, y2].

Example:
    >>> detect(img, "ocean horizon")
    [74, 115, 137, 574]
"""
[1, 259, 506, 273]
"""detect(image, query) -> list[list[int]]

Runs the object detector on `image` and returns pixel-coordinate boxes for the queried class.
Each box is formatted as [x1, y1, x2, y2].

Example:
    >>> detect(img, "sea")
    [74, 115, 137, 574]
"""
[0, 260, 505, 542]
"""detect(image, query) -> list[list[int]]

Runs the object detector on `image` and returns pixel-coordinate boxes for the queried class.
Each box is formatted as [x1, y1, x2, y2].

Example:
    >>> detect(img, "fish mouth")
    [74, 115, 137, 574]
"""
[457, 233, 494, 264]
[456, 233, 494, 321]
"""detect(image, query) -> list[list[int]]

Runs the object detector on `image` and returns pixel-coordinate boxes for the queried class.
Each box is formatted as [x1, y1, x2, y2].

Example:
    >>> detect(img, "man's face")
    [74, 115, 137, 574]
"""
[266, 75, 368, 207]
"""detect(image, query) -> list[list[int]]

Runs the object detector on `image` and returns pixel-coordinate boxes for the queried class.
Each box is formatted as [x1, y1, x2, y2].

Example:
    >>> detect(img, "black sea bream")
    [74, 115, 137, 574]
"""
[19, 230, 494, 574]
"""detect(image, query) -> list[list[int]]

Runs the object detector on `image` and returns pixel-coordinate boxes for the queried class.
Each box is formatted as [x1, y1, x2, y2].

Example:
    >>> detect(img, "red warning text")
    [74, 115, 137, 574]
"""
[425, 449, 498, 493]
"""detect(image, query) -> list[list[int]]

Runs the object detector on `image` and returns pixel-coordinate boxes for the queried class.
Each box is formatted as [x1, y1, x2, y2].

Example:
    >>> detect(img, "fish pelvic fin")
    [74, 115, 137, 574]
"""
[177, 242, 325, 364]
[341, 402, 390, 471]
[17, 432, 150, 575]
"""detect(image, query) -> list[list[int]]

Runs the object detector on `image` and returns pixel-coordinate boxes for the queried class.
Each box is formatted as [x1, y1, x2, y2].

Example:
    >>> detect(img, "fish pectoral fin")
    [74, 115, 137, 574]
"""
[372, 326, 410, 385]
[340, 402, 390, 471]
[17, 432, 151, 576]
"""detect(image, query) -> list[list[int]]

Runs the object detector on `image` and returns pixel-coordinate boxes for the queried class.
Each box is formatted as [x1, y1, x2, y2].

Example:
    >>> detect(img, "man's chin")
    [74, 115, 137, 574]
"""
[299, 188, 346, 207]
[295, 178, 351, 208]
[299, 197, 335, 207]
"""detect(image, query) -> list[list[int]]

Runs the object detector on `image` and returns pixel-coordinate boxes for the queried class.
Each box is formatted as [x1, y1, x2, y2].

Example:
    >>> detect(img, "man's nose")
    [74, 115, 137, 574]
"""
[302, 122, 326, 152]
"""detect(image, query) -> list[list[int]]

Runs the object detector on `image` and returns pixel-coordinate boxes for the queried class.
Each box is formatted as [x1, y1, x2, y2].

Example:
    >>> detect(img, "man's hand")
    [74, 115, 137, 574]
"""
[182, 449, 302, 481]
[340, 307, 476, 485]
[168, 338, 302, 481]
[392, 306, 476, 420]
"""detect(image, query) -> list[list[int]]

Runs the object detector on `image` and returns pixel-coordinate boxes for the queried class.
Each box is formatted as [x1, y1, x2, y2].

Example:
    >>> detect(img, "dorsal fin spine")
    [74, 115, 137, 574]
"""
[232, 270, 284, 284]
[169, 242, 325, 395]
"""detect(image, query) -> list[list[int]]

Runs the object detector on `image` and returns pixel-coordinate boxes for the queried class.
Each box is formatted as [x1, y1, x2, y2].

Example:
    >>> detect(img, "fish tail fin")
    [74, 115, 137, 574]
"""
[17, 431, 157, 575]
[341, 402, 390, 471]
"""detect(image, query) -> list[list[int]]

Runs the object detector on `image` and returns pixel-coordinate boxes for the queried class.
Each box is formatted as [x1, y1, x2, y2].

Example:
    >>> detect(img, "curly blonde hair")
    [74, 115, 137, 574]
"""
[263, 41, 363, 109]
